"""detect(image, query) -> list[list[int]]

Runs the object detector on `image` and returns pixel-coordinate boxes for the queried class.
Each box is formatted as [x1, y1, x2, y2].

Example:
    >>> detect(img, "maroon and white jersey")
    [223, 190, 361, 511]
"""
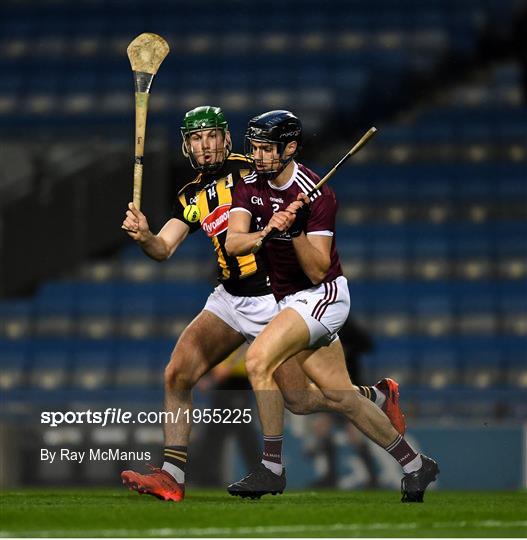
[231, 162, 343, 301]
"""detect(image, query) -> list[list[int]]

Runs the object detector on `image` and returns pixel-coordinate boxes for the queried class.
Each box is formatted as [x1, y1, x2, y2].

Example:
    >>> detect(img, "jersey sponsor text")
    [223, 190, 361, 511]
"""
[202, 204, 230, 237]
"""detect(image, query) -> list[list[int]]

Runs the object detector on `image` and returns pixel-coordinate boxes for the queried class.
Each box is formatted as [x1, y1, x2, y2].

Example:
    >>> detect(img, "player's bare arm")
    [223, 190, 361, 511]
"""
[291, 233, 331, 284]
[225, 210, 267, 256]
[283, 193, 331, 284]
[123, 202, 189, 261]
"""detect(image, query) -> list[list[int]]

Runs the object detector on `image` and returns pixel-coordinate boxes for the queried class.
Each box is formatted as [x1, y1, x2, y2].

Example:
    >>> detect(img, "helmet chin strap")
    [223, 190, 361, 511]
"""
[279, 153, 294, 169]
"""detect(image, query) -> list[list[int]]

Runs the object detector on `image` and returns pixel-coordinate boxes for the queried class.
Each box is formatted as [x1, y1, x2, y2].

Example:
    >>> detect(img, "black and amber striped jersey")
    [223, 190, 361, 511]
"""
[172, 154, 271, 297]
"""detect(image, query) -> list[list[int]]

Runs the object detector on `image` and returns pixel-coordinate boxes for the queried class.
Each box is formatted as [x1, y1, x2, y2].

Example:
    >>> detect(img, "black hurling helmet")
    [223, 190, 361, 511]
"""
[244, 110, 302, 181]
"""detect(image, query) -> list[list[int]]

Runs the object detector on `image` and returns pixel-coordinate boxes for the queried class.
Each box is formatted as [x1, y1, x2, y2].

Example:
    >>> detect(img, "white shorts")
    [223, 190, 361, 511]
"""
[204, 284, 279, 343]
[279, 275, 350, 348]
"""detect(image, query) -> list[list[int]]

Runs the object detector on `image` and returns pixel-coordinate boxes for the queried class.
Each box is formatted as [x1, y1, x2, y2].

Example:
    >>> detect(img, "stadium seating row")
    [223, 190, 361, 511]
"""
[4, 0, 510, 36]
[1, 0, 523, 135]
[0, 279, 524, 315]
[0, 336, 525, 392]
[1, 276, 524, 345]
[63, 256, 527, 285]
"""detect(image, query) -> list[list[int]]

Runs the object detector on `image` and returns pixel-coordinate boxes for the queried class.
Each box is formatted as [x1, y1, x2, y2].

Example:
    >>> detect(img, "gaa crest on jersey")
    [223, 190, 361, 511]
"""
[201, 204, 230, 237]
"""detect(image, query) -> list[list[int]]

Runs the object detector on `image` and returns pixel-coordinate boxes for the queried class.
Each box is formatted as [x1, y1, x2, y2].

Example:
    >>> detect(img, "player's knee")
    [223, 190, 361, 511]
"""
[245, 347, 272, 383]
[164, 356, 199, 391]
[164, 363, 185, 390]
[283, 395, 311, 415]
[278, 384, 315, 414]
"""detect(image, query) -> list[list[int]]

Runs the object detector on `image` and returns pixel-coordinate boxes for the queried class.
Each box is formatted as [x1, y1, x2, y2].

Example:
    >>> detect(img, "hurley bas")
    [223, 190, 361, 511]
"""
[41, 448, 151, 464]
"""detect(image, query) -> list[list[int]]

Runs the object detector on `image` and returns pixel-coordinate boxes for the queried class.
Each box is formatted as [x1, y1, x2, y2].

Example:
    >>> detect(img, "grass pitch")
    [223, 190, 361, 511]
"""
[1, 489, 526, 537]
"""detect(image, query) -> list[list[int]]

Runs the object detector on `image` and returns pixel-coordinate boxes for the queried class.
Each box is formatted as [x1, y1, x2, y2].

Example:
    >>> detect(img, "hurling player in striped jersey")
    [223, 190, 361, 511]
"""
[120, 106, 401, 503]
[226, 110, 439, 502]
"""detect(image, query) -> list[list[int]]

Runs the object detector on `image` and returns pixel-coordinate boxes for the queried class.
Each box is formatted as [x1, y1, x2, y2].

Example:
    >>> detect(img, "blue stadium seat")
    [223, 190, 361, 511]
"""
[458, 337, 504, 388]
[414, 338, 460, 388]
[0, 339, 30, 390]
[411, 231, 450, 260]
[0, 300, 33, 339]
[412, 290, 454, 336]
[413, 289, 454, 316]
[28, 338, 73, 390]
[74, 283, 119, 339]
[159, 281, 212, 317]
[453, 281, 498, 314]
[451, 165, 494, 201]
[363, 337, 415, 385]
[35, 282, 76, 317]
[498, 281, 527, 314]
[71, 339, 115, 390]
[408, 165, 455, 203]
[503, 337, 527, 388]
[453, 226, 494, 277]
[76, 282, 119, 317]
[115, 339, 163, 388]
[371, 229, 408, 261]
[334, 170, 373, 203]
[497, 165, 527, 200]
[117, 283, 160, 318]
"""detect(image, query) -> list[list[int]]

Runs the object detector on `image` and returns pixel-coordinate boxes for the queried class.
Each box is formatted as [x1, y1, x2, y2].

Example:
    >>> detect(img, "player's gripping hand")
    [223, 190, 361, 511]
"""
[123, 202, 151, 242]
[267, 210, 295, 232]
[286, 193, 311, 237]
[285, 192, 310, 214]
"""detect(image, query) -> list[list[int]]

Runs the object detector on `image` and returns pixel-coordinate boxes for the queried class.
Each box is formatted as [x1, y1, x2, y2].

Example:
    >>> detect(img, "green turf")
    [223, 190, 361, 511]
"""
[1, 489, 526, 537]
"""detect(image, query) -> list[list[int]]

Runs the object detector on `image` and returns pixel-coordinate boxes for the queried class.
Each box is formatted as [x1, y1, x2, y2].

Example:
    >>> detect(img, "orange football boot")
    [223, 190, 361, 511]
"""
[374, 378, 407, 435]
[121, 464, 185, 502]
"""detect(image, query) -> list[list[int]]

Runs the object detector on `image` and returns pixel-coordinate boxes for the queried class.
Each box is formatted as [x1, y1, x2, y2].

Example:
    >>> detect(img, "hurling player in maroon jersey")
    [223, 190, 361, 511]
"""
[226, 110, 439, 502]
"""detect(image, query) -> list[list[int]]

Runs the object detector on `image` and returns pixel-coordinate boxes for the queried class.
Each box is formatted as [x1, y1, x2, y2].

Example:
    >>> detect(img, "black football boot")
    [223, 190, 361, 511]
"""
[401, 454, 440, 503]
[227, 463, 286, 499]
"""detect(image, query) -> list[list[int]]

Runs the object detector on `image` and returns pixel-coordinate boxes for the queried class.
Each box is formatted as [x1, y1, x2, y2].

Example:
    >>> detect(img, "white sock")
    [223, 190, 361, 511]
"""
[261, 459, 282, 476]
[162, 461, 185, 483]
[375, 388, 386, 408]
[402, 454, 422, 474]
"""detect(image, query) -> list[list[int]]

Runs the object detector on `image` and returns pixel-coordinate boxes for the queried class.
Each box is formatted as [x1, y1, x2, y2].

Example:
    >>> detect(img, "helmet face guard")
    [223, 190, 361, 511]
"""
[244, 110, 302, 182]
[181, 106, 231, 174]
[244, 134, 291, 182]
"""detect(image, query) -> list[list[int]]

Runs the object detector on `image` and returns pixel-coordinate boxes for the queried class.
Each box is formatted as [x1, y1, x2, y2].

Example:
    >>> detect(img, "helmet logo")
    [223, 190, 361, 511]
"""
[280, 129, 301, 138]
